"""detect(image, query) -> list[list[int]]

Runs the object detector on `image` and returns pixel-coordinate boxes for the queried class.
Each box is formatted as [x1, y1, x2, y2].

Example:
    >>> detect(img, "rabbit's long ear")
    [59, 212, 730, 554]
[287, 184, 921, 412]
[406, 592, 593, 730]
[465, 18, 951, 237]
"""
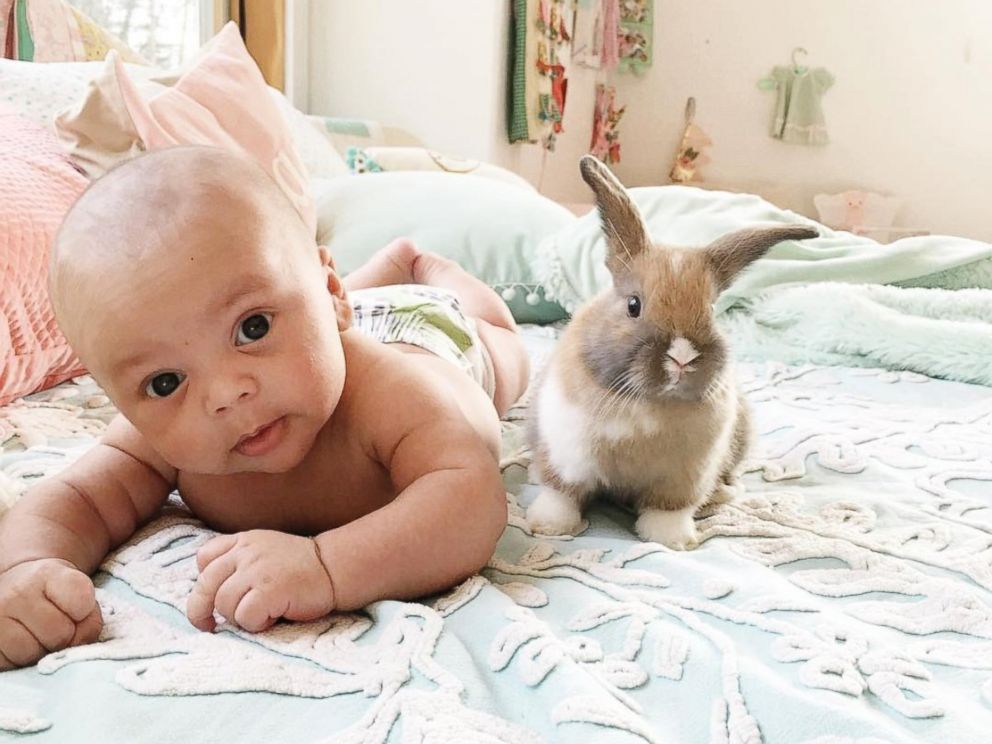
[705, 225, 819, 291]
[580, 155, 650, 277]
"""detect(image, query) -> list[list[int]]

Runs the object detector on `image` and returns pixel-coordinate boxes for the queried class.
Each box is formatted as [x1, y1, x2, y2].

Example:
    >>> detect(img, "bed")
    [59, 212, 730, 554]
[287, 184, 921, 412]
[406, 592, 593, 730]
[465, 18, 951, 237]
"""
[5, 13, 992, 742]
[2, 314, 992, 743]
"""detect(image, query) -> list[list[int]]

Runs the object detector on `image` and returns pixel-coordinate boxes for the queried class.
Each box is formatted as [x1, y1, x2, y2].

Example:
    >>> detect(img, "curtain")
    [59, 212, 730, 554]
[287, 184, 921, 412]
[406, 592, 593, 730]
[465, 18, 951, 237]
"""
[229, 0, 284, 91]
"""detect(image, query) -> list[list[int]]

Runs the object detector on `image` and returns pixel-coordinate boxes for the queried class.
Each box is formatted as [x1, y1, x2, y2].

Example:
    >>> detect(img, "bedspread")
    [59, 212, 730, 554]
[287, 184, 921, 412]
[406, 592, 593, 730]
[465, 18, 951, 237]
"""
[2, 327, 992, 743]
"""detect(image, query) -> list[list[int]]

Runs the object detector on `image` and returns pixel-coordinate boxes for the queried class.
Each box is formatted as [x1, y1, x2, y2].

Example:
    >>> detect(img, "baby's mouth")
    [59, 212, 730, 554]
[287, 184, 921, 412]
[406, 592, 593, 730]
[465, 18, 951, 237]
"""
[234, 416, 287, 457]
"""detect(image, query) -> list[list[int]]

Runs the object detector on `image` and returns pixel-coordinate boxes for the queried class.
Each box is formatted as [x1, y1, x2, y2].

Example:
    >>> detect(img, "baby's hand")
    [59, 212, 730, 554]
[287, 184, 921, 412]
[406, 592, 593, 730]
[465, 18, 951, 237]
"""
[0, 559, 102, 669]
[186, 530, 335, 633]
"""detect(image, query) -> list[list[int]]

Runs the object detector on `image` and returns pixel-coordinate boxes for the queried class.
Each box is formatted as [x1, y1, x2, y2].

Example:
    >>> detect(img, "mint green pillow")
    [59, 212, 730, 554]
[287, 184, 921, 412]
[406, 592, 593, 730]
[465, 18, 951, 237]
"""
[312, 172, 575, 324]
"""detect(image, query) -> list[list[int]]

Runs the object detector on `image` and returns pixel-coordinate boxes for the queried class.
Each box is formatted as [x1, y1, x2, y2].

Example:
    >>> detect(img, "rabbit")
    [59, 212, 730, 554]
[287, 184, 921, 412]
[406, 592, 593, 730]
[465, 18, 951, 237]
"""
[525, 155, 818, 550]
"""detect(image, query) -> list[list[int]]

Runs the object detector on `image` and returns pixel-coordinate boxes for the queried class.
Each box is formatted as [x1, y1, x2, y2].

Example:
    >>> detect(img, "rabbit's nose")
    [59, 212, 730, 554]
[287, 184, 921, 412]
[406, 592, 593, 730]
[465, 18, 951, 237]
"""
[666, 337, 700, 368]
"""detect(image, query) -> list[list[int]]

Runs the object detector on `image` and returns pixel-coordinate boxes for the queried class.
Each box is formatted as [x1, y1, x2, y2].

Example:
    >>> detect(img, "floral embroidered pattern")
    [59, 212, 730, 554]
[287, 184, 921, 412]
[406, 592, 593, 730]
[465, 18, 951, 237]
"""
[2, 335, 992, 742]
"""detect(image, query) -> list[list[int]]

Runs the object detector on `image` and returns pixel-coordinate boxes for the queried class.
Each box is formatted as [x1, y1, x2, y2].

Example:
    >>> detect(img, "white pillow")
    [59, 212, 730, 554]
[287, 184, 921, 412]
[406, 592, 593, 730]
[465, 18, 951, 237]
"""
[346, 146, 535, 191]
[266, 90, 349, 179]
[0, 59, 158, 130]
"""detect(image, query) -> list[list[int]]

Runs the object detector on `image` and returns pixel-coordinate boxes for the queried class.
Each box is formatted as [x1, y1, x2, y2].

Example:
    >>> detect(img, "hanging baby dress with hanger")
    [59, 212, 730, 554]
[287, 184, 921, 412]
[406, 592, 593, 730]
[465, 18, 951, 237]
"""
[762, 51, 833, 145]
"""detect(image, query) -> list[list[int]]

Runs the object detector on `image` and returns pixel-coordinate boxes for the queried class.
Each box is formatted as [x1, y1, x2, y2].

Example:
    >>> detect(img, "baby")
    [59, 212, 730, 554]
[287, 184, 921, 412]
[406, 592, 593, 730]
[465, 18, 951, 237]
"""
[0, 146, 530, 670]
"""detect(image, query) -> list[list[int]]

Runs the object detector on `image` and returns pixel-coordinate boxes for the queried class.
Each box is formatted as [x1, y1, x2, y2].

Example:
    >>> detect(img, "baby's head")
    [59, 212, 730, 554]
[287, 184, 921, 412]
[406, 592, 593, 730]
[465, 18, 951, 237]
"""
[52, 146, 351, 475]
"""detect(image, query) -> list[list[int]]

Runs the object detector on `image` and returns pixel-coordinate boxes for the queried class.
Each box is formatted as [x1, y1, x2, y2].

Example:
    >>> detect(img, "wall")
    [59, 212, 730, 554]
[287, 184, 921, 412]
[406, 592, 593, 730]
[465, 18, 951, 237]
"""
[607, 0, 992, 242]
[308, 0, 512, 166]
[308, 1, 992, 242]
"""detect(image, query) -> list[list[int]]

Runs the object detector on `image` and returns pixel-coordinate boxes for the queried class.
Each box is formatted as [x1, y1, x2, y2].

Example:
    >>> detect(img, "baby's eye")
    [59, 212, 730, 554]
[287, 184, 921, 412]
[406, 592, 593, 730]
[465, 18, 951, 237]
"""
[236, 313, 272, 346]
[145, 372, 186, 398]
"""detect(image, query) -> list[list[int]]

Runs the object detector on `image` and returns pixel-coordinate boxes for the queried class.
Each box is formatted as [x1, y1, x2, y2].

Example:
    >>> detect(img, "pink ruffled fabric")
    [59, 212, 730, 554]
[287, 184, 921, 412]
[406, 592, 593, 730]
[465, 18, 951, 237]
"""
[600, 0, 620, 72]
[0, 106, 87, 405]
[111, 22, 316, 236]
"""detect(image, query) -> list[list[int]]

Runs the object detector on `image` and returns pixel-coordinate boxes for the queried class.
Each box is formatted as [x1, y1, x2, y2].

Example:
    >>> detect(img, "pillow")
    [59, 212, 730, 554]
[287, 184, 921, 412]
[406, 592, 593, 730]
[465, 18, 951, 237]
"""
[49, 57, 152, 177]
[314, 116, 423, 154]
[0, 0, 146, 63]
[0, 106, 87, 405]
[0, 58, 148, 130]
[267, 93, 349, 180]
[54, 22, 317, 235]
[48, 58, 346, 183]
[345, 146, 535, 191]
[312, 172, 576, 324]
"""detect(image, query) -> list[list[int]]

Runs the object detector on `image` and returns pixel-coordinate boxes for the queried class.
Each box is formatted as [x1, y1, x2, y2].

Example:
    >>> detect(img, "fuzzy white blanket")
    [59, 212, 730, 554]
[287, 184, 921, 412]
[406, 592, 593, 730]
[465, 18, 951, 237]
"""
[721, 283, 992, 386]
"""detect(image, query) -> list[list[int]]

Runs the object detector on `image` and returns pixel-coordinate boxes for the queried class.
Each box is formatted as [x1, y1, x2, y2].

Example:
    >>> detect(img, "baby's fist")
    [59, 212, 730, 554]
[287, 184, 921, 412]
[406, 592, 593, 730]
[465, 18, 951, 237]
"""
[186, 530, 336, 634]
[0, 559, 102, 669]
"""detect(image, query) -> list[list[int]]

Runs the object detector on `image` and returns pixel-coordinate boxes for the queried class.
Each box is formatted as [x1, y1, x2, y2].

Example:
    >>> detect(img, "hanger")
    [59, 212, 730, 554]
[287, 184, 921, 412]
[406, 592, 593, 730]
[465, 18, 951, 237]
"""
[757, 47, 812, 89]
[791, 46, 808, 74]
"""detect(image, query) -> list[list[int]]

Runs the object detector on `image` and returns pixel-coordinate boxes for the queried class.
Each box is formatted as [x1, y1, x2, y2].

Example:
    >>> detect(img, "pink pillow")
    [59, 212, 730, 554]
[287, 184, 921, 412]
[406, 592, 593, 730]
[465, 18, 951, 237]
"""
[0, 106, 87, 406]
[110, 22, 315, 235]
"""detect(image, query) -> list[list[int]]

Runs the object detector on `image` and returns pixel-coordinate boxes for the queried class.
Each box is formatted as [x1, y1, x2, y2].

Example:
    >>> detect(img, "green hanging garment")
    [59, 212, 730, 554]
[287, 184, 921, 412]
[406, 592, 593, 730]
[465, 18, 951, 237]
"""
[768, 65, 833, 145]
[507, 0, 576, 150]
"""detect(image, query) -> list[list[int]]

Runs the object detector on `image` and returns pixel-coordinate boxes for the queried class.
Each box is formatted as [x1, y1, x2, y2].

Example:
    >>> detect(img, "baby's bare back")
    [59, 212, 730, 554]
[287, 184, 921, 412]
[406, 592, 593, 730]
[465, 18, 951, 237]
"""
[176, 339, 500, 536]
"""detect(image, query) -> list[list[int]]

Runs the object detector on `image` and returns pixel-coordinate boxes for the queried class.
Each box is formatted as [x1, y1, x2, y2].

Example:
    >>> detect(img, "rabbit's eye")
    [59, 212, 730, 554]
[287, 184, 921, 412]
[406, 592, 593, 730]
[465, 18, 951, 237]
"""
[627, 295, 641, 318]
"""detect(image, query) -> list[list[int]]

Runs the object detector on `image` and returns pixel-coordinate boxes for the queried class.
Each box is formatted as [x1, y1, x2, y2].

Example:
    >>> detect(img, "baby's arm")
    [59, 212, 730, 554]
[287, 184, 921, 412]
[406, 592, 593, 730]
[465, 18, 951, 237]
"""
[318, 381, 508, 610]
[185, 374, 507, 630]
[0, 415, 175, 668]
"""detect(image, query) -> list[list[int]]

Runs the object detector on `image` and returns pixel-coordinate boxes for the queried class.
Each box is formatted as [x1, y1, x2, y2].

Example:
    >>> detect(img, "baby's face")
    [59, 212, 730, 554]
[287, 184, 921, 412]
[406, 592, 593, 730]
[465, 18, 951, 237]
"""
[81, 227, 348, 476]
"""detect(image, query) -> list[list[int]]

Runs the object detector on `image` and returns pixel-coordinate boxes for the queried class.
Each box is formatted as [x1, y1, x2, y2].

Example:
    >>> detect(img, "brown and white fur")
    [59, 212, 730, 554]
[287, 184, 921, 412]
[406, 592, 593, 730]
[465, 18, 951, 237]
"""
[525, 156, 818, 549]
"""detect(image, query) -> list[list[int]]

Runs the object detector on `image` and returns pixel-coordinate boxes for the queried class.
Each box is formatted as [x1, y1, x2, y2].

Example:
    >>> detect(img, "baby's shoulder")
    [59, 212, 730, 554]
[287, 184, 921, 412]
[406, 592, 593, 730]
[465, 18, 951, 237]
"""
[341, 338, 464, 436]
[102, 414, 177, 484]
[349, 344, 459, 417]
[337, 332, 501, 467]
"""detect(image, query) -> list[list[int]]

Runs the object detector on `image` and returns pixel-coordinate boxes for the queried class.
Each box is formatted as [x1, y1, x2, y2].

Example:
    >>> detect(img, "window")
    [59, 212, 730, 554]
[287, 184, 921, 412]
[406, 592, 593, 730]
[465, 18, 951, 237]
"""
[69, 0, 211, 68]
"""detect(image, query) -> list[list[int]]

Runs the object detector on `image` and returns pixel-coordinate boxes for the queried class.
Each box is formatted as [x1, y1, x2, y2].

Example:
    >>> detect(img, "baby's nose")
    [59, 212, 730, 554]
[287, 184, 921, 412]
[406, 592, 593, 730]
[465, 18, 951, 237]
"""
[206, 374, 257, 415]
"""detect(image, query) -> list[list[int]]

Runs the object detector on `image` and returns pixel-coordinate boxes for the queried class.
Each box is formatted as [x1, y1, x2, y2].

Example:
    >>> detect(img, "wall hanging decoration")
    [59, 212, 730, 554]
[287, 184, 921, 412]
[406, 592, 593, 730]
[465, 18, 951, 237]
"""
[573, 0, 652, 73]
[509, 0, 649, 171]
[668, 97, 711, 183]
[571, 0, 603, 68]
[600, 0, 620, 72]
[758, 47, 833, 145]
[589, 83, 625, 164]
[508, 0, 576, 151]
[617, 0, 652, 72]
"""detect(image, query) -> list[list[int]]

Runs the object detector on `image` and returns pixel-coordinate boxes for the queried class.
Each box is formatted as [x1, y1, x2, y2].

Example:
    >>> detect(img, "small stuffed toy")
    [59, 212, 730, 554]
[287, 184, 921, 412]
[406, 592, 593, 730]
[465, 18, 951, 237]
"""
[813, 190, 902, 235]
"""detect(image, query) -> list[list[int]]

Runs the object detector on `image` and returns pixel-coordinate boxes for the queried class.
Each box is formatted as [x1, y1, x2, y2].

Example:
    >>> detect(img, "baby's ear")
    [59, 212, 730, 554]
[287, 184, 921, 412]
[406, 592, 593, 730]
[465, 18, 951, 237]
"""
[318, 245, 337, 272]
[319, 247, 353, 330]
[333, 292, 353, 331]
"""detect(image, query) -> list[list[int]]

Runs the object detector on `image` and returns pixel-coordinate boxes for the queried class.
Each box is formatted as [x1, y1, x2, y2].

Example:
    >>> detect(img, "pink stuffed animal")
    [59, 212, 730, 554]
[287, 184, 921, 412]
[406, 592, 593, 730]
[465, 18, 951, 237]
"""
[813, 190, 902, 238]
[841, 190, 866, 229]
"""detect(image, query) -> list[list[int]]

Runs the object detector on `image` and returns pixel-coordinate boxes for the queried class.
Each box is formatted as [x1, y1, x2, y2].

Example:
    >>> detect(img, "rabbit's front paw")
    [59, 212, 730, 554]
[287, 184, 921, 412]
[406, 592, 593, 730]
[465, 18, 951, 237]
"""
[636, 507, 699, 550]
[708, 477, 744, 506]
[527, 488, 584, 536]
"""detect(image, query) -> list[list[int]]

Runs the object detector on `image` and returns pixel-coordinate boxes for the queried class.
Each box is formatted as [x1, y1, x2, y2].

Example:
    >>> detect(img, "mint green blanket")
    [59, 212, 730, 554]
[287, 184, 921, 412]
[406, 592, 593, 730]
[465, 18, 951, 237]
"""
[536, 185, 992, 312]
[535, 186, 992, 381]
[5, 333, 992, 743]
[721, 283, 992, 385]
